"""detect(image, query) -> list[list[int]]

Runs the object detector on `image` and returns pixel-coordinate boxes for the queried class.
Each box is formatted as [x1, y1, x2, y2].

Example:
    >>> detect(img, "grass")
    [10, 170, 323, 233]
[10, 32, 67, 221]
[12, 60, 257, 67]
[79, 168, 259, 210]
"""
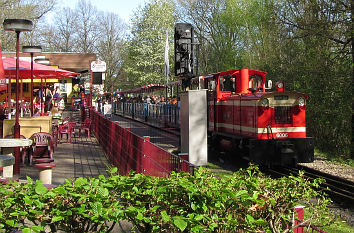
[314, 149, 354, 167]
[207, 162, 235, 179]
[321, 220, 354, 233]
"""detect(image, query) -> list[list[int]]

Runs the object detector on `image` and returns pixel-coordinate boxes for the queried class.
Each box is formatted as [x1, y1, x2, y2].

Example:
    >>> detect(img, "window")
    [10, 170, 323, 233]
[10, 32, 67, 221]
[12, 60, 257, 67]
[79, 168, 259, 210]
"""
[249, 75, 263, 90]
[208, 80, 216, 91]
[220, 75, 235, 92]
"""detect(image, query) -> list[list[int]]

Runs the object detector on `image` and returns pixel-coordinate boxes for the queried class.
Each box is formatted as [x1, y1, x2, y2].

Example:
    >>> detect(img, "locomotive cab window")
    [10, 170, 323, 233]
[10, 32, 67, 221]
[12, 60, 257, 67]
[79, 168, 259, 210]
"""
[208, 79, 216, 92]
[249, 75, 263, 91]
[220, 75, 235, 92]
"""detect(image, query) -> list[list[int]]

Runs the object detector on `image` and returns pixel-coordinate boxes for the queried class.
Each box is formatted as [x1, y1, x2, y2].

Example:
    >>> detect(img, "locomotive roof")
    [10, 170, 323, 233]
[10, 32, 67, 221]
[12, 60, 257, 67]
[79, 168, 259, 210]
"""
[205, 69, 267, 78]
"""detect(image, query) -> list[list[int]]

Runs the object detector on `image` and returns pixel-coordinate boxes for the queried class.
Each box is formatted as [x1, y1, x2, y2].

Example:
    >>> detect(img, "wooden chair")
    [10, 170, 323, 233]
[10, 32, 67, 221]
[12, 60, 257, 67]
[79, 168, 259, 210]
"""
[58, 122, 72, 143]
[4, 134, 28, 164]
[29, 132, 54, 165]
[79, 118, 92, 138]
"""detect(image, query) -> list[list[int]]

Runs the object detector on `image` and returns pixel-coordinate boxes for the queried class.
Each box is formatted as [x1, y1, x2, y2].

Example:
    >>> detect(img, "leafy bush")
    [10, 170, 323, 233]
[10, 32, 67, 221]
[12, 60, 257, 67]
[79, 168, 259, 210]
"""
[0, 166, 332, 232]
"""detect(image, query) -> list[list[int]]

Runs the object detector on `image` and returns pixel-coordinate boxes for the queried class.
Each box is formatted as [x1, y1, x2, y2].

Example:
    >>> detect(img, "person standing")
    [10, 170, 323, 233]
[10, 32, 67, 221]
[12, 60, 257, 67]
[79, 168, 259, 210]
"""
[45, 86, 53, 112]
[53, 86, 61, 100]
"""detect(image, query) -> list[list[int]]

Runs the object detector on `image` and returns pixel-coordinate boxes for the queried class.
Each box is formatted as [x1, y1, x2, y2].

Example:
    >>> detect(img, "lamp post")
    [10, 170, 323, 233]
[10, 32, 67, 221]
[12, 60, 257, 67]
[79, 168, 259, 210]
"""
[22, 46, 42, 116]
[3, 19, 33, 174]
[34, 58, 50, 115]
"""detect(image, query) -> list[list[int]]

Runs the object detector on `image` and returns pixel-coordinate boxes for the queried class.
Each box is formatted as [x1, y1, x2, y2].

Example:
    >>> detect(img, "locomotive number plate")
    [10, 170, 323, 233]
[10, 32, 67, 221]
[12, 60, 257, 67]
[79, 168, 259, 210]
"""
[274, 95, 289, 100]
[276, 133, 288, 138]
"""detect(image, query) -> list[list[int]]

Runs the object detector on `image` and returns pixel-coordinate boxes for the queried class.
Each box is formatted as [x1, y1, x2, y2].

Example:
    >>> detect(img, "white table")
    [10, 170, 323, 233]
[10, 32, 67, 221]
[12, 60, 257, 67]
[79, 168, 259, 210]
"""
[0, 139, 33, 177]
[0, 138, 33, 147]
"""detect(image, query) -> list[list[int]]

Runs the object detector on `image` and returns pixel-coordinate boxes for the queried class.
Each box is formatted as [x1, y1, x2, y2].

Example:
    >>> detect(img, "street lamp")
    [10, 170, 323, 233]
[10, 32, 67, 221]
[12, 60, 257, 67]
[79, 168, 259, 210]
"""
[34, 58, 50, 115]
[22, 45, 42, 115]
[3, 19, 33, 174]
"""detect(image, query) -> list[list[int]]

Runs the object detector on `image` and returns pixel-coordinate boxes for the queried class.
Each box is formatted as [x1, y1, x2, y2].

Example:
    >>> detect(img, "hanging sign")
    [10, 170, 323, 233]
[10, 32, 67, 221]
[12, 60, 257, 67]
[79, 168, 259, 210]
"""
[91, 60, 106, 72]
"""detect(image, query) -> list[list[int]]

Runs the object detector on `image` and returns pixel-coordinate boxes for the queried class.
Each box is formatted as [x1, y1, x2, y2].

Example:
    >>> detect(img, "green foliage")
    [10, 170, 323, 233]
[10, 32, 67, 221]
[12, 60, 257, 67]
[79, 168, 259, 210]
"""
[122, 0, 177, 87]
[0, 166, 333, 232]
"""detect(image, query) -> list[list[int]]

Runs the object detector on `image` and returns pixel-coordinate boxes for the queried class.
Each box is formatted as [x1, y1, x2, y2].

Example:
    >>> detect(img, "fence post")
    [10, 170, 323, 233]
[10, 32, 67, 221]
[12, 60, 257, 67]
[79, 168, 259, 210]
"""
[178, 153, 189, 173]
[294, 205, 305, 233]
[143, 136, 150, 174]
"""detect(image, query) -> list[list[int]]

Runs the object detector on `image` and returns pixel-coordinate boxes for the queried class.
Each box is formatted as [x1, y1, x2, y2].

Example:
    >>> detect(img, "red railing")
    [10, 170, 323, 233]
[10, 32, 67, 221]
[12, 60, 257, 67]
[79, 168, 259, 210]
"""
[91, 110, 190, 177]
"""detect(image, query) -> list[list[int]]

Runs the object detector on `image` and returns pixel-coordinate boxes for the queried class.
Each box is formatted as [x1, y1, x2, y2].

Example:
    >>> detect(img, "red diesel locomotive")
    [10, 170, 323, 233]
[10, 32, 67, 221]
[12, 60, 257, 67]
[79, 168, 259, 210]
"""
[202, 68, 314, 166]
[114, 68, 314, 166]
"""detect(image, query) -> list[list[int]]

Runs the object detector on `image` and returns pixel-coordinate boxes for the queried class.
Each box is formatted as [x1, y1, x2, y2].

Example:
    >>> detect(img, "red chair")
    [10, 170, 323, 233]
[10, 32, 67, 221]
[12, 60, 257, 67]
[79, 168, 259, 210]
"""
[29, 132, 54, 165]
[61, 116, 70, 124]
[58, 122, 72, 143]
[68, 122, 77, 138]
[52, 124, 59, 147]
[79, 118, 92, 138]
[4, 134, 28, 164]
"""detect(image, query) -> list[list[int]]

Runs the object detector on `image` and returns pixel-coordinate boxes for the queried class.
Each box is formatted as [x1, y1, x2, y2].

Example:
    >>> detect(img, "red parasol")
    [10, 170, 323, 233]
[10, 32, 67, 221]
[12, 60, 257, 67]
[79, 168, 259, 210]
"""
[2, 57, 79, 78]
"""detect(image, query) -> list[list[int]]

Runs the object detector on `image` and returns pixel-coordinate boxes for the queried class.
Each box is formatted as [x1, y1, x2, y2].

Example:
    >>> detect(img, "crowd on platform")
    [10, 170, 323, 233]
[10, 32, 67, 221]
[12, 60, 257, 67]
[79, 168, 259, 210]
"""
[114, 95, 180, 105]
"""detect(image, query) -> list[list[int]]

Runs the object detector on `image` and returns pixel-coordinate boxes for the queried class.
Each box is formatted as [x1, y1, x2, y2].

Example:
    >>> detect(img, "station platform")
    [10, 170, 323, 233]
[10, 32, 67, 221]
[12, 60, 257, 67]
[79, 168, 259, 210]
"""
[110, 113, 180, 153]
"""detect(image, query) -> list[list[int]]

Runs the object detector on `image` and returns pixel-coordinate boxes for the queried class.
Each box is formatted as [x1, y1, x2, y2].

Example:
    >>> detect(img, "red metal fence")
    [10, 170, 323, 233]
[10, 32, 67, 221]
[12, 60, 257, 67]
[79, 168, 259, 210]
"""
[91, 110, 191, 177]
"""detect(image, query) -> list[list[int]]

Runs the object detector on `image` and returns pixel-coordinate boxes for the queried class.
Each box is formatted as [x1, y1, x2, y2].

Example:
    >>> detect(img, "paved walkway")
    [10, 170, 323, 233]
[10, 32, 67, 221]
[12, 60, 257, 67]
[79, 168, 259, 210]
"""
[19, 135, 110, 185]
[18, 110, 110, 185]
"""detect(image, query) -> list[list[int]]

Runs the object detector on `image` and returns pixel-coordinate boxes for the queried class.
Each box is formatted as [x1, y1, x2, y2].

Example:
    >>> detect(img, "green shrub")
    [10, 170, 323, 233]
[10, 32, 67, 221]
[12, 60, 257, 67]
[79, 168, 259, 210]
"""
[0, 166, 333, 232]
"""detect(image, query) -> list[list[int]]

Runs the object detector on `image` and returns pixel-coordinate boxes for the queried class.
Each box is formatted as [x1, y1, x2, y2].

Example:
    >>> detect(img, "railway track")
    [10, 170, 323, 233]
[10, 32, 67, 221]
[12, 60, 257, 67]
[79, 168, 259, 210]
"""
[267, 165, 354, 207]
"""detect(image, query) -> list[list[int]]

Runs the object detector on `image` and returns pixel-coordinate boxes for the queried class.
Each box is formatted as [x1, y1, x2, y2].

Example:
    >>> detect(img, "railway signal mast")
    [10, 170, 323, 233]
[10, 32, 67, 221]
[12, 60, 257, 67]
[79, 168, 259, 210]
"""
[174, 23, 195, 90]
[175, 23, 208, 166]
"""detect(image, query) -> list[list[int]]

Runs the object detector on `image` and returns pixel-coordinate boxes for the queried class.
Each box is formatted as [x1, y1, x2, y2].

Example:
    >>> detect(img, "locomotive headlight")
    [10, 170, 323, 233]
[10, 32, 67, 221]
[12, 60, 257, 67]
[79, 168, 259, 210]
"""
[298, 97, 305, 107]
[261, 98, 269, 107]
[277, 82, 283, 89]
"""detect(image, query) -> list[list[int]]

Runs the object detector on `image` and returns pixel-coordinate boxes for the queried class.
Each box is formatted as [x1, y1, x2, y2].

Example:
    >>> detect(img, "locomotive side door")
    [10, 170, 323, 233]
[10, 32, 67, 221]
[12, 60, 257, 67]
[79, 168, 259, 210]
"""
[207, 78, 217, 133]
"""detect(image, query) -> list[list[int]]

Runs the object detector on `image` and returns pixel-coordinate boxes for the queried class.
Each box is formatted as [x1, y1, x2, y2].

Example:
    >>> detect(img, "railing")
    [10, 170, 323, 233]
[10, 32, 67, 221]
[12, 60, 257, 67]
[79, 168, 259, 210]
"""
[113, 102, 180, 128]
[91, 109, 190, 177]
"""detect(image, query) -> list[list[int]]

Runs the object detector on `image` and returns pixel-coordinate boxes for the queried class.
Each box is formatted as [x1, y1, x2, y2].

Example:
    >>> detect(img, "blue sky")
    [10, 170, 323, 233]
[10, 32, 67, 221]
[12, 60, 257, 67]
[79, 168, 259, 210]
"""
[58, 0, 148, 23]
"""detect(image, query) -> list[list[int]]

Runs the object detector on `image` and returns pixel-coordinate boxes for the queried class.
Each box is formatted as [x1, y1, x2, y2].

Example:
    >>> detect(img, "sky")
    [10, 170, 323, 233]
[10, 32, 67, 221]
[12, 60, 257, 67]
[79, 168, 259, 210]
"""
[57, 0, 148, 23]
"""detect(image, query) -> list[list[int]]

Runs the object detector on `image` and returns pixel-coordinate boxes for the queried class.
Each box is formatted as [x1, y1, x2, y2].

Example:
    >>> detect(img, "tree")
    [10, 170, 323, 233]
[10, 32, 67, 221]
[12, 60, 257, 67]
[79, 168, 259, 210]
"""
[122, 0, 177, 87]
[36, 7, 78, 52]
[96, 11, 128, 92]
[275, 0, 352, 156]
[73, 0, 99, 53]
[0, 0, 55, 50]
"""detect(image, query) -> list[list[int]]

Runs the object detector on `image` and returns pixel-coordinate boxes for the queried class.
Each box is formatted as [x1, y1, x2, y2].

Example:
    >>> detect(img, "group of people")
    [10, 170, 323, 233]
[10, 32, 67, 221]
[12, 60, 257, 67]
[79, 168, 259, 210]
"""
[117, 95, 179, 105]
[33, 85, 62, 116]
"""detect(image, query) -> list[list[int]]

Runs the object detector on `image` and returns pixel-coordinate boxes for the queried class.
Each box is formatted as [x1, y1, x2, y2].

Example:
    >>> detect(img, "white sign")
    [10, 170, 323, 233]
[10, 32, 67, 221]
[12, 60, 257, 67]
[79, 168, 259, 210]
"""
[91, 60, 106, 72]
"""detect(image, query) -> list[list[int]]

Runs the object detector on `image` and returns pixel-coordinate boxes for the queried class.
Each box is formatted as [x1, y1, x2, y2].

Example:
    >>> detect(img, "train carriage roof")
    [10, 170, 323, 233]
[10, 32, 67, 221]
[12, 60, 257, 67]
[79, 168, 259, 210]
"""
[119, 84, 166, 94]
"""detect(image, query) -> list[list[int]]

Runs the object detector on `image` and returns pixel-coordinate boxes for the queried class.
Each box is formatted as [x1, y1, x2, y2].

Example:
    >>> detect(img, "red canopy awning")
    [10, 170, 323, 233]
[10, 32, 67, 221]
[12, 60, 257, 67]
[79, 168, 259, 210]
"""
[2, 57, 79, 79]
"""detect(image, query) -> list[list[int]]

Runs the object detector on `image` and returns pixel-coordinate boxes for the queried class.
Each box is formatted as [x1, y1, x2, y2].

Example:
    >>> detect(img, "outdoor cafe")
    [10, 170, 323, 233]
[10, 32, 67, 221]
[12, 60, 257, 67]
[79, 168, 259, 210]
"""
[0, 19, 84, 179]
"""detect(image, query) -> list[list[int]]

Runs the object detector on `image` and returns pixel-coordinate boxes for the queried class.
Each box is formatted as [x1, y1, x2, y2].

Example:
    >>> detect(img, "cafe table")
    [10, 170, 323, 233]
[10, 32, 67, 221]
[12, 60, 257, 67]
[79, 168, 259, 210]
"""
[0, 138, 33, 176]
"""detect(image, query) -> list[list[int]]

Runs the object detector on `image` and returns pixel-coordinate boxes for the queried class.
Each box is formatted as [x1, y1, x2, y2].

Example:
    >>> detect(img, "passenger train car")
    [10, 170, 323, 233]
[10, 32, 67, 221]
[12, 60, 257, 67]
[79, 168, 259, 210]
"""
[114, 68, 314, 166]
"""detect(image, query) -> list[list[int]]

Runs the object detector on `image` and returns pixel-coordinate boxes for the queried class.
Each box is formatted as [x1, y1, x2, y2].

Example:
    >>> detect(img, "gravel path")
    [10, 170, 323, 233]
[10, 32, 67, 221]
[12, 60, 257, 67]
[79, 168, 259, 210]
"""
[299, 156, 354, 182]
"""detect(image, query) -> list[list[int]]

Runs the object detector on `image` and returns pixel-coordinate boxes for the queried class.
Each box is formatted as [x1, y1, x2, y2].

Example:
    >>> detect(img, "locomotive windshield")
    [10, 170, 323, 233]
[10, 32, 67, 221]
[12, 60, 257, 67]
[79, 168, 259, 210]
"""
[249, 75, 263, 90]
[220, 75, 236, 92]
